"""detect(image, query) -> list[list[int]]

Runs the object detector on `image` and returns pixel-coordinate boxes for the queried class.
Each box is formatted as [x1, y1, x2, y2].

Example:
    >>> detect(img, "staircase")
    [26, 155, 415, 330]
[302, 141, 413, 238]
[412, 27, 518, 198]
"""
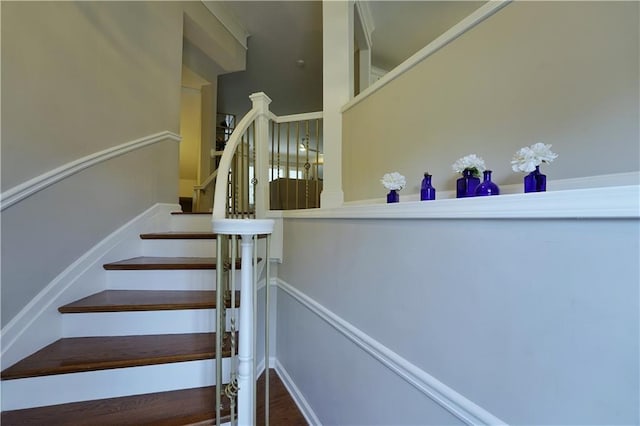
[1, 212, 240, 425]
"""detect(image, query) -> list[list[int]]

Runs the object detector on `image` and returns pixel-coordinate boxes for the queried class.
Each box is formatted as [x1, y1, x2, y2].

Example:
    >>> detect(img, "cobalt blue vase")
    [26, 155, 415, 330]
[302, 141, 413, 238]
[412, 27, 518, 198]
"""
[420, 173, 436, 201]
[456, 169, 480, 198]
[475, 170, 500, 196]
[387, 190, 400, 203]
[524, 166, 546, 193]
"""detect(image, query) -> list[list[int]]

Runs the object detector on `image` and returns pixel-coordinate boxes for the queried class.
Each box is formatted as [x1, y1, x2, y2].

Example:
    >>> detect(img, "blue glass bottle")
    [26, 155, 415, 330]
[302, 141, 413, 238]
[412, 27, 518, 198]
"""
[420, 173, 436, 201]
[387, 190, 399, 203]
[456, 169, 480, 198]
[524, 166, 546, 193]
[475, 170, 500, 196]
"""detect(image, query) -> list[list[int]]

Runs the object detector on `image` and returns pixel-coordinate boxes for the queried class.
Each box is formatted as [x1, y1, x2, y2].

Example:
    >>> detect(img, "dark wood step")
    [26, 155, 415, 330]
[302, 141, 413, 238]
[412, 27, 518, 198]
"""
[58, 290, 240, 313]
[0, 385, 230, 426]
[103, 257, 260, 270]
[0, 369, 306, 426]
[140, 232, 218, 240]
[141, 231, 268, 240]
[1, 333, 232, 380]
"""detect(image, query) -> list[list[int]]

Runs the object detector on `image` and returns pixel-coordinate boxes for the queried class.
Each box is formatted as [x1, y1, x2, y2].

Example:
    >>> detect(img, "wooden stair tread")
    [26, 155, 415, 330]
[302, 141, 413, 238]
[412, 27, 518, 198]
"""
[0, 369, 306, 426]
[104, 256, 260, 270]
[140, 232, 218, 240]
[1, 333, 233, 380]
[58, 290, 240, 313]
[0, 385, 230, 426]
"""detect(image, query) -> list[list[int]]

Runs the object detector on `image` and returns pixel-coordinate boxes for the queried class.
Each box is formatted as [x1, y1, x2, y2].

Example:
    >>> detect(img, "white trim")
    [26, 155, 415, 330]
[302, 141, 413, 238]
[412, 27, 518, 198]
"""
[270, 111, 323, 124]
[342, 0, 512, 113]
[0, 203, 180, 369]
[200, 1, 249, 50]
[275, 278, 506, 425]
[274, 357, 323, 426]
[0, 131, 181, 211]
[194, 169, 218, 191]
[212, 219, 275, 236]
[281, 181, 639, 220]
[354, 1, 374, 49]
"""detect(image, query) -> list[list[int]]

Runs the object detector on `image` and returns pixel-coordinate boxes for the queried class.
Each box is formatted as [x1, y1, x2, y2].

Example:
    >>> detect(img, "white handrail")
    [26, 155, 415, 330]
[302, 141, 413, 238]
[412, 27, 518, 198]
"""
[194, 169, 218, 191]
[270, 111, 323, 123]
[212, 107, 260, 219]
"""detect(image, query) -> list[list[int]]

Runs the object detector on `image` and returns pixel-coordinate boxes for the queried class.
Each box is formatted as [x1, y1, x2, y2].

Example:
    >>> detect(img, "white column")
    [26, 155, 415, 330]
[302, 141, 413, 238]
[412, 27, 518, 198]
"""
[358, 48, 371, 92]
[321, 0, 353, 208]
[237, 234, 256, 426]
[249, 92, 272, 219]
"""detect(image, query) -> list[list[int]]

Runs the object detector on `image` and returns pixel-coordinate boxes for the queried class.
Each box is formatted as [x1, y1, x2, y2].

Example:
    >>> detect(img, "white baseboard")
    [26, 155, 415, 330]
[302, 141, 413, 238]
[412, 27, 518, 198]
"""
[274, 358, 322, 426]
[275, 278, 506, 426]
[0, 203, 179, 369]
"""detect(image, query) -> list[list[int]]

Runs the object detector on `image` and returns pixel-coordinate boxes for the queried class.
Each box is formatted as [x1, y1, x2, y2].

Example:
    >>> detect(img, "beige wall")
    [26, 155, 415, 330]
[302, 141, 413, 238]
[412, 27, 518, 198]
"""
[180, 87, 202, 196]
[343, 1, 639, 201]
[1, 1, 247, 326]
[1, 1, 184, 190]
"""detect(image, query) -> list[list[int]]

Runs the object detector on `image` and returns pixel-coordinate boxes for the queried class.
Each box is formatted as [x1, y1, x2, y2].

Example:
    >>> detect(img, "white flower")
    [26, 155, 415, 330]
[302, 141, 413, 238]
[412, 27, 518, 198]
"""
[452, 154, 486, 177]
[511, 143, 558, 173]
[381, 172, 406, 191]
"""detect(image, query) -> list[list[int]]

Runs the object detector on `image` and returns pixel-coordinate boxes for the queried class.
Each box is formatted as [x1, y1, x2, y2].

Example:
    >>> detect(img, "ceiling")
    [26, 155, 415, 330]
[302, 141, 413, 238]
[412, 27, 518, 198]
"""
[214, 1, 485, 116]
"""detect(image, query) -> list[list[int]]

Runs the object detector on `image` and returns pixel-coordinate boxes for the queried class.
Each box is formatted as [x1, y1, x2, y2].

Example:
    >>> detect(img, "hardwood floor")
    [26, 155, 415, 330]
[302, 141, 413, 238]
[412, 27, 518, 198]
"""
[58, 290, 240, 313]
[257, 370, 308, 426]
[1, 369, 307, 425]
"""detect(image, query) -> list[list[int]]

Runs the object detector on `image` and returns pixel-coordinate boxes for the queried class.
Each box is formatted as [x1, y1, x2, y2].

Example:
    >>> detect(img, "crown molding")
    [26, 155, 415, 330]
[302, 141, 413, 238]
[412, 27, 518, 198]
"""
[201, 1, 249, 50]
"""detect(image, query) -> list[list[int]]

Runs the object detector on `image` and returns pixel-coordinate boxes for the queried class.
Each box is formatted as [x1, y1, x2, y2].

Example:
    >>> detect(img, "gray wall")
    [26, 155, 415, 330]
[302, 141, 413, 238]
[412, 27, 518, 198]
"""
[277, 217, 639, 424]
[342, 1, 639, 201]
[0, 2, 185, 326]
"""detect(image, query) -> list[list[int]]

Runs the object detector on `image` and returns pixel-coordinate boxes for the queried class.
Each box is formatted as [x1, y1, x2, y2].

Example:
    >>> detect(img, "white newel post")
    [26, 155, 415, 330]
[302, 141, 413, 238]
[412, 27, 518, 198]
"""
[250, 92, 272, 219]
[238, 234, 256, 426]
[211, 219, 274, 426]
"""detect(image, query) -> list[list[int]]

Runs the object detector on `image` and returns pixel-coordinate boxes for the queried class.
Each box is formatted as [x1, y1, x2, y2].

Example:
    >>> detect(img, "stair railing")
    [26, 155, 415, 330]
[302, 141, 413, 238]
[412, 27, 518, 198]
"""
[212, 92, 275, 426]
[192, 169, 218, 212]
[211, 93, 323, 425]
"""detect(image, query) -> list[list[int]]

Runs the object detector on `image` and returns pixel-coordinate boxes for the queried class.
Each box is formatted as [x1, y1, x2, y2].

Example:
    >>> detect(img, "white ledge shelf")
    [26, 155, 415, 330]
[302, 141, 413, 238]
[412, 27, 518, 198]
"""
[275, 185, 639, 220]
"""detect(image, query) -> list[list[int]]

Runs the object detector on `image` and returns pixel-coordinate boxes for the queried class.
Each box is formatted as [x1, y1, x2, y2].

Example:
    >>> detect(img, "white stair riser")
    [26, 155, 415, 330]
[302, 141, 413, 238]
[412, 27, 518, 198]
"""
[61, 309, 242, 337]
[106, 270, 218, 290]
[1, 358, 232, 411]
[170, 215, 213, 232]
[141, 239, 217, 257]
[106, 269, 243, 290]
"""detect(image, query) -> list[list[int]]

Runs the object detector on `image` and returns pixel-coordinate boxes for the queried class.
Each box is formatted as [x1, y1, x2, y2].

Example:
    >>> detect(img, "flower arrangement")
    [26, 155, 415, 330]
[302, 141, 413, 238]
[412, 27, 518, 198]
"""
[380, 172, 406, 191]
[511, 143, 558, 173]
[452, 154, 486, 177]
